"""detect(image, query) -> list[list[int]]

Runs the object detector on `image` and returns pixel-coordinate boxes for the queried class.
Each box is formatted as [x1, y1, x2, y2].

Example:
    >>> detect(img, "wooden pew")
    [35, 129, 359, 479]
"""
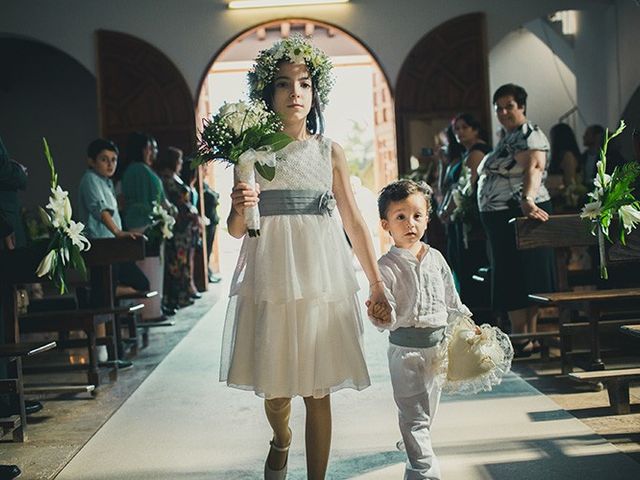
[0, 242, 58, 440]
[0, 341, 56, 441]
[568, 368, 640, 414]
[513, 215, 640, 373]
[1, 238, 146, 391]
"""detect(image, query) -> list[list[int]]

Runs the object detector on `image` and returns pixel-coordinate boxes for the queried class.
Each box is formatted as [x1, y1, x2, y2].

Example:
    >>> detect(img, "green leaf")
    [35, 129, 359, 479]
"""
[262, 132, 294, 152]
[42, 137, 58, 188]
[255, 162, 275, 181]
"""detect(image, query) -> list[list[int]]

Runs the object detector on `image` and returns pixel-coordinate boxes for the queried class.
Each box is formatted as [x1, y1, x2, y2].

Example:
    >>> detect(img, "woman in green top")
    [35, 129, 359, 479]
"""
[120, 132, 166, 230]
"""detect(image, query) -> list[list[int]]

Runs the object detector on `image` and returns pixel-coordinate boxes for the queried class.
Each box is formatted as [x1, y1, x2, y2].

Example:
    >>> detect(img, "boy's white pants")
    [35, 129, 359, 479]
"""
[388, 343, 443, 480]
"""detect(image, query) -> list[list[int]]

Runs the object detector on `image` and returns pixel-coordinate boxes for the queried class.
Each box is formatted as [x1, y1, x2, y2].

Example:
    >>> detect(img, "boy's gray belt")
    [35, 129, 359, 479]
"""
[389, 326, 445, 348]
[258, 189, 335, 216]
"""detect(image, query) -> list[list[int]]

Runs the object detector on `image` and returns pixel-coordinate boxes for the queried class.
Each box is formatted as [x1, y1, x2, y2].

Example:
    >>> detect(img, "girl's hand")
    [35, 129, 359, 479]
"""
[230, 182, 260, 218]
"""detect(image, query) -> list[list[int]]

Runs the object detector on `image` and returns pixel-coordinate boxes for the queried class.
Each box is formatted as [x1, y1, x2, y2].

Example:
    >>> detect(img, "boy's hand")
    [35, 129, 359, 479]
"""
[116, 230, 144, 240]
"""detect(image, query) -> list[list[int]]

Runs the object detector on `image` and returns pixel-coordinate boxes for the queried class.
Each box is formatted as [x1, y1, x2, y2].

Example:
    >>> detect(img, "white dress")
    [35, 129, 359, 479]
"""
[219, 135, 371, 399]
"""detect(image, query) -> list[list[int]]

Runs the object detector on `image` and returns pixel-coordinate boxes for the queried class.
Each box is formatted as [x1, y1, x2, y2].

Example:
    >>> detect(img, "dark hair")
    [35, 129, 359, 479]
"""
[453, 112, 489, 144]
[261, 60, 325, 134]
[378, 179, 433, 219]
[549, 123, 581, 174]
[157, 146, 183, 173]
[587, 124, 605, 138]
[444, 124, 464, 162]
[87, 138, 118, 160]
[125, 132, 154, 164]
[493, 83, 528, 113]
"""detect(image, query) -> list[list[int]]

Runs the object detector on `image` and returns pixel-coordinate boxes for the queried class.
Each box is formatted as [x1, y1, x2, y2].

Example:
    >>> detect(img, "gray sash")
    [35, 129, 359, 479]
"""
[389, 326, 445, 348]
[258, 189, 335, 217]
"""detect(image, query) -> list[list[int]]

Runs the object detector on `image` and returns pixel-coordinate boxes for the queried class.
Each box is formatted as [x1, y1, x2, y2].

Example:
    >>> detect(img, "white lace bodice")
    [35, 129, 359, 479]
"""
[258, 135, 333, 191]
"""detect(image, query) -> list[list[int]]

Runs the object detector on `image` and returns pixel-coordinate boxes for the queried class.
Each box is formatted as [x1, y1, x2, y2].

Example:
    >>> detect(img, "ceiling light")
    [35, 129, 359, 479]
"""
[229, 0, 349, 9]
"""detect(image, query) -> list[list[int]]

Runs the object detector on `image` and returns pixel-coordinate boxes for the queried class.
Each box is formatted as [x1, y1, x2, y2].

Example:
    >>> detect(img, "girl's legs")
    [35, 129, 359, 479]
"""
[264, 398, 292, 471]
[303, 395, 332, 480]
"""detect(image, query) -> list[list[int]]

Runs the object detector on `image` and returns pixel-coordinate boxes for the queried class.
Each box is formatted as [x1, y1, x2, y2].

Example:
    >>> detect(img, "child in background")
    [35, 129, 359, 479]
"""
[369, 179, 471, 480]
[77, 139, 149, 364]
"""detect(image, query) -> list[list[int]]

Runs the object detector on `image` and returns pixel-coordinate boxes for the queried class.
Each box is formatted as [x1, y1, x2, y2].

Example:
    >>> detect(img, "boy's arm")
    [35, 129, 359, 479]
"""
[99, 210, 142, 239]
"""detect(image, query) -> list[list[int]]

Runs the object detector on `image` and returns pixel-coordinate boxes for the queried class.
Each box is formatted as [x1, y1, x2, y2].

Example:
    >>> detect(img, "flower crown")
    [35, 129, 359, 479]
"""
[248, 34, 334, 108]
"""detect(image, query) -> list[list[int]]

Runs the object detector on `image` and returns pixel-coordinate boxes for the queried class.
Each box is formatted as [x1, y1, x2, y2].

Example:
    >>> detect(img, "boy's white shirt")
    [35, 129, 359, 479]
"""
[371, 242, 471, 330]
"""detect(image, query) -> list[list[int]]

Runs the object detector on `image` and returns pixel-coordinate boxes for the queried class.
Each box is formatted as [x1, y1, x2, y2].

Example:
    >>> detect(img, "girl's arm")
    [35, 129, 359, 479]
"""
[227, 181, 260, 239]
[331, 142, 391, 322]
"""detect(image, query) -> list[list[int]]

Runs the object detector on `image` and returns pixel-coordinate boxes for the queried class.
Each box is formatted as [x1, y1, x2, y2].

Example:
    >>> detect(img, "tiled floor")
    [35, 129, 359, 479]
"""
[2, 274, 640, 479]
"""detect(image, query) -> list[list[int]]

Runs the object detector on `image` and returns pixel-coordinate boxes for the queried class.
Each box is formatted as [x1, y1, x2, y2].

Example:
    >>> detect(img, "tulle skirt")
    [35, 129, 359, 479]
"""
[219, 214, 371, 399]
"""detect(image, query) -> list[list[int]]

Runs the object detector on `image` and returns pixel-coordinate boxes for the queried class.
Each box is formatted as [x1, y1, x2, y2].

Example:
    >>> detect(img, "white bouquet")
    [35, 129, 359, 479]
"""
[36, 139, 91, 293]
[580, 121, 640, 278]
[194, 100, 293, 237]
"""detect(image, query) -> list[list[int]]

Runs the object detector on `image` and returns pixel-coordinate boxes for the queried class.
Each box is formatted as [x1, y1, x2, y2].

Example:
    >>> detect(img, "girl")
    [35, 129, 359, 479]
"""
[219, 36, 391, 479]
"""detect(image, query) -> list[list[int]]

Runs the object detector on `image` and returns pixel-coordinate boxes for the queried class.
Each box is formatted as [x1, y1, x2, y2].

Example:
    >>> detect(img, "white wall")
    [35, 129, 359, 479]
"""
[488, 27, 577, 143]
[0, 0, 601, 98]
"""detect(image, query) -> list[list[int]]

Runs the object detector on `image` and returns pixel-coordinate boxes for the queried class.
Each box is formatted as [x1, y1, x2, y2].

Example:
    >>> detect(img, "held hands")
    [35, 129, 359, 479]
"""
[231, 182, 261, 218]
[521, 198, 549, 222]
[366, 282, 392, 326]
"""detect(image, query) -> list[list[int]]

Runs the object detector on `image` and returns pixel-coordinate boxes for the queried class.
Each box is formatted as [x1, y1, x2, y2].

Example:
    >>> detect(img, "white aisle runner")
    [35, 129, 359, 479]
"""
[57, 273, 640, 480]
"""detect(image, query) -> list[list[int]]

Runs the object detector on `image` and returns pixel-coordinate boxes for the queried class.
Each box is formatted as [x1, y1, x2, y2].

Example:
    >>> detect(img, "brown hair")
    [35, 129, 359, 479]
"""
[378, 179, 432, 219]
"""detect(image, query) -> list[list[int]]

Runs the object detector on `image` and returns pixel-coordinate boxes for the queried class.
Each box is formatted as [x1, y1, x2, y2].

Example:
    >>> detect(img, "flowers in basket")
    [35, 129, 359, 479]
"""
[436, 313, 513, 395]
[36, 139, 91, 293]
[193, 100, 293, 237]
[580, 121, 640, 279]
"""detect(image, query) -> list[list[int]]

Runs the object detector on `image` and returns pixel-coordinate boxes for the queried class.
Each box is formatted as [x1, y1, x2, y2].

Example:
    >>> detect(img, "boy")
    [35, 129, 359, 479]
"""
[370, 179, 471, 480]
[78, 139, 149, 364]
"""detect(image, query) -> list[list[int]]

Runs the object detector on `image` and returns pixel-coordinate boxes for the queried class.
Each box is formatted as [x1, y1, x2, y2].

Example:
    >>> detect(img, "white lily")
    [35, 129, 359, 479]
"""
[66, 220, 91, 251]
[594, 173, 612, 190]
[580, 200, 602, 220]
[619, 204, 640, 233]
[36, 250, 56, 277]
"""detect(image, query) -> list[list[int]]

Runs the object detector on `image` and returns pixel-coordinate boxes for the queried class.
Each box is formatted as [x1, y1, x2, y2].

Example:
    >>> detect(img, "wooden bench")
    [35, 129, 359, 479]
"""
[19, 304, 143, 386]
[0, 341, 56, 441]
[530, 289, 640, 373]
[568, 368, 640, 414]
[0, 238, 147, 395]
[513, 215, 640, 372]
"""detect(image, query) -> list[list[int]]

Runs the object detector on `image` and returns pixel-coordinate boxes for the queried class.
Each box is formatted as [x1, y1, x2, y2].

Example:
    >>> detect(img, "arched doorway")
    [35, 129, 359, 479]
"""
[196, 20, 398, 272]
[395, 12, 491, 176]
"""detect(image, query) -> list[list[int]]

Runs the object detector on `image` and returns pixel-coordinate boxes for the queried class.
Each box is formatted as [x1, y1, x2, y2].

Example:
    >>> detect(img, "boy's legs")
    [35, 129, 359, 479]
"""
[388, 344, 442, 480]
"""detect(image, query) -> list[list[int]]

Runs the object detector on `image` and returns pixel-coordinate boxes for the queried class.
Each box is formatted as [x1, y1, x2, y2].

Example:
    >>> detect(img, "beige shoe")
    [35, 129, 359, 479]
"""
[264, 437, 290, 480]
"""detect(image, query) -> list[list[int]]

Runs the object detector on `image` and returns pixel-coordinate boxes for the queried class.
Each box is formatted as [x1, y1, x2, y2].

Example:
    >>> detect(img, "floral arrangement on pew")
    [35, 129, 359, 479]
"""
[149, 200, 176, 241]
[192, 100, 293, 237]
[36, 139, 91, 293]
[451, 165, 478, 249]
[580, 120, 640, 279]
